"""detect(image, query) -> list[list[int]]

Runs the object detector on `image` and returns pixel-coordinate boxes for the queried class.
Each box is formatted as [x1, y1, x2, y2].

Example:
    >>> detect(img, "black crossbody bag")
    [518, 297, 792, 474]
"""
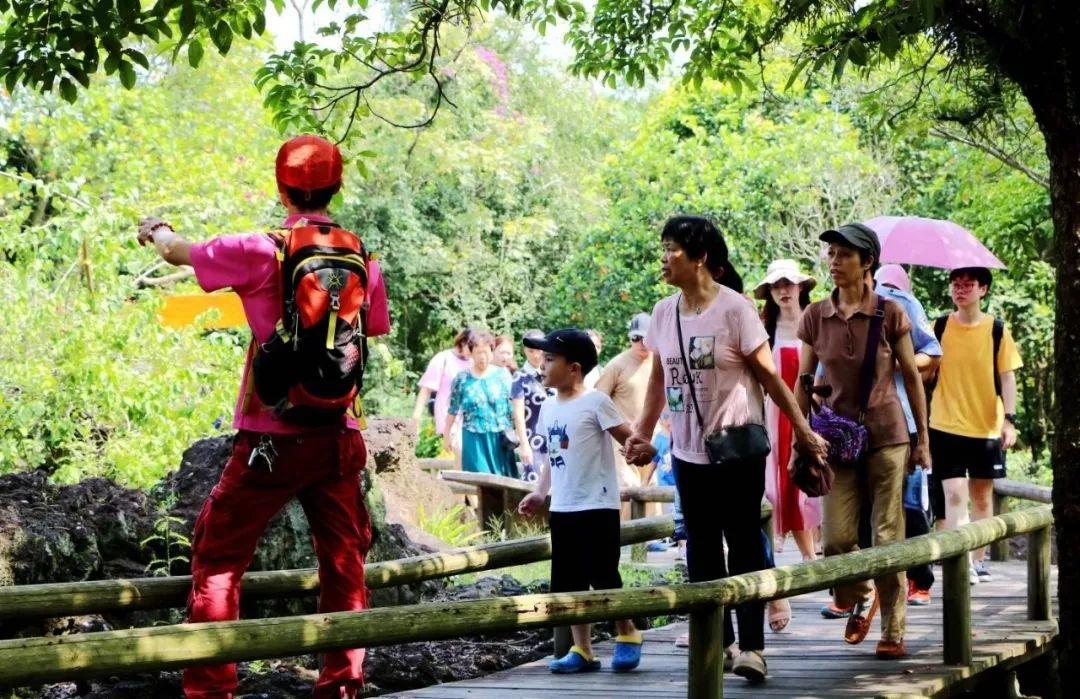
[676, 295, 771, 465]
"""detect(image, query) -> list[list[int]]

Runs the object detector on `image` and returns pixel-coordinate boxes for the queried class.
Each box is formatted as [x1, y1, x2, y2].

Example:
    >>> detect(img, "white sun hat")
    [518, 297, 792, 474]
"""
[753, 259, 817, 300]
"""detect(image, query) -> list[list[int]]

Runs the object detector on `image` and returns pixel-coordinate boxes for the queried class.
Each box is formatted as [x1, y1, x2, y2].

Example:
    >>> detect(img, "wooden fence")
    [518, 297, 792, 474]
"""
[0, 515, 674, 622]
[0, 503, 1053, 696]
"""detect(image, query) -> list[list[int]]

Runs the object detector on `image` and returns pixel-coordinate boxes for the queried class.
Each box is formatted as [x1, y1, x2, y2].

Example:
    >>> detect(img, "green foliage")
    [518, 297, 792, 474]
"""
[141, 493, 193, 576]
[416, 503, 484, 547]
[0, 49, 280, 484]
[0, 8, 1059, 488]
[544, 68, 899, 353]
[415, 417, 445, 459]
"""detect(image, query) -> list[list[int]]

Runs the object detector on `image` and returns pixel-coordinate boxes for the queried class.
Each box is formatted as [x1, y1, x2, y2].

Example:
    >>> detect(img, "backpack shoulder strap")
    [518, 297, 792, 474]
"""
[992, 316, 1005, 397]
[934, 314, 949, 342]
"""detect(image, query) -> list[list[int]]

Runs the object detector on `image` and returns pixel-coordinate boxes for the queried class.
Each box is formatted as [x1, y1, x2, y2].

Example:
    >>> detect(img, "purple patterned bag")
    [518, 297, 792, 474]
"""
[801, 295, 887, 471]
[810, 405, 868, 468]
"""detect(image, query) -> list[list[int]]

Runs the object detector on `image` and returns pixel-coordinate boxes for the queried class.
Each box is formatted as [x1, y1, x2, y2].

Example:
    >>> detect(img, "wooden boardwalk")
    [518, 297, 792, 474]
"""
[387, 555, 1058, 698]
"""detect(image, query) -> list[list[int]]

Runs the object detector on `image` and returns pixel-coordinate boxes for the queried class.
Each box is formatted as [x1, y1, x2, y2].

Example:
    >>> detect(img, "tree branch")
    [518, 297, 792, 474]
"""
[929, 125, 1050, 189]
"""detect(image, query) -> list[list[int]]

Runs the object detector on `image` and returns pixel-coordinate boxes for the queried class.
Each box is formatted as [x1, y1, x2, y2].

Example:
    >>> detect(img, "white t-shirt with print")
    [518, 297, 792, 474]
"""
[537, 390, 624, 512]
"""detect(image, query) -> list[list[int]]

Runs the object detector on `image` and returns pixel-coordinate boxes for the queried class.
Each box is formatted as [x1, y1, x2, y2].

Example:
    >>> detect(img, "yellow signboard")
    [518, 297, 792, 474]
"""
[160, 293, 246, 329]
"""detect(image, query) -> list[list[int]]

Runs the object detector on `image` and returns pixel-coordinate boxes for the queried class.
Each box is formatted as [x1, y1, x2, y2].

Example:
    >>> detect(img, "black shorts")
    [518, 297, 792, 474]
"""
[928, 429, 1006, 518]
[549, 509, 622, 594]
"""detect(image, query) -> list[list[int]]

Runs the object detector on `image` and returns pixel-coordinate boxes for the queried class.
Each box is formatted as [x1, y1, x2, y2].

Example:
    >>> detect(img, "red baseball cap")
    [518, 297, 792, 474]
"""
[275, 135, 343, 190]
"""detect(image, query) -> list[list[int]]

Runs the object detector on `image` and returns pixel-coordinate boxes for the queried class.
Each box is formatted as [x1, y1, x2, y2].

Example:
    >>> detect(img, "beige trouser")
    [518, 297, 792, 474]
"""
[822, 443, 909, 642]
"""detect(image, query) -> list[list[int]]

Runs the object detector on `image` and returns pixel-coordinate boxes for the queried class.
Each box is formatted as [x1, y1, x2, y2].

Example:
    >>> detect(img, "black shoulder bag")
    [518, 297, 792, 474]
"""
[676, 294, 771, 466]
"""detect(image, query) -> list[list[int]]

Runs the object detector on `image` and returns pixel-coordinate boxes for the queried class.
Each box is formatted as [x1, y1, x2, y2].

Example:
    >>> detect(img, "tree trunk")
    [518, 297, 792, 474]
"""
[1030, 99, 1080, 696]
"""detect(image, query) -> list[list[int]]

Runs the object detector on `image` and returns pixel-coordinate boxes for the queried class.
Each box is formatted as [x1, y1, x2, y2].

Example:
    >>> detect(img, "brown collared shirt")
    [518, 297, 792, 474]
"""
[798, 286, 912, 449]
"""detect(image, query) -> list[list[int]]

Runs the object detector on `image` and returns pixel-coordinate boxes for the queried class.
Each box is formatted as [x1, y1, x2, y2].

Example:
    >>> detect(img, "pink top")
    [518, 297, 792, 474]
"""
[419, 349, 472, 434]
[644, 287, 769, 465]
[189, 213, 390, 435]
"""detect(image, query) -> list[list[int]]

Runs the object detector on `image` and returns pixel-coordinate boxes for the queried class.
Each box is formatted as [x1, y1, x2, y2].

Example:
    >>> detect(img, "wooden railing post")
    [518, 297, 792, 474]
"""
[688, 603, 725, 699]
[942, 554, 972, 665]
[630, 498, 647, 562]
[1028, 524, 1052, 621]
[990, 492, 1010, 561]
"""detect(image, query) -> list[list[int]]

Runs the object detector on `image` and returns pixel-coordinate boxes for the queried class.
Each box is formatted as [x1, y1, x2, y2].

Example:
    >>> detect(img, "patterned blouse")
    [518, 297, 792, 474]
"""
[512, 364, 552, 454]
[448, 367, 514, 434]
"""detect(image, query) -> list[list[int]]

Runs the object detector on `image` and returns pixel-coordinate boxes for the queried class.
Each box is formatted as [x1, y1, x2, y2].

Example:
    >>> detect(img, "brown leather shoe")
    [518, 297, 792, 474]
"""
[843, 595, 880, 645]
[875, 639, 908, 659]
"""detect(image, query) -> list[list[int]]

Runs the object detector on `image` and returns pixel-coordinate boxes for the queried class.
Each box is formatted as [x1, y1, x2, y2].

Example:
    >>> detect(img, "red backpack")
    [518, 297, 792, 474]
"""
[251, 221, 369, 425]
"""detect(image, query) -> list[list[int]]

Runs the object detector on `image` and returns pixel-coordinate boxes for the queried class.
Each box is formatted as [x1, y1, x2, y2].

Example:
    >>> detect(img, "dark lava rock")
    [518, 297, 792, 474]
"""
[0, 470, 155, 588]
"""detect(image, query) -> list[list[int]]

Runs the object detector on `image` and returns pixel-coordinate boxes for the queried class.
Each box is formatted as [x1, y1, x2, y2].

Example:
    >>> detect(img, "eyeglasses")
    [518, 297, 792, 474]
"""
[630, 336, 644, 343]
[950, 281, 978, 292]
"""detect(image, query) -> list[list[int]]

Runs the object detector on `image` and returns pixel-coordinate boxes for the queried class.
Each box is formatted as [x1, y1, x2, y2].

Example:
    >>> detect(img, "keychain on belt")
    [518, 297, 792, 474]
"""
[248, 434, 278, 472]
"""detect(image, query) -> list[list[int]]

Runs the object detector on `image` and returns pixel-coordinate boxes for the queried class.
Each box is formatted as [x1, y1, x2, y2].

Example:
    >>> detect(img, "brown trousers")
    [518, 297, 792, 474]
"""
[822, 443, 909, 642]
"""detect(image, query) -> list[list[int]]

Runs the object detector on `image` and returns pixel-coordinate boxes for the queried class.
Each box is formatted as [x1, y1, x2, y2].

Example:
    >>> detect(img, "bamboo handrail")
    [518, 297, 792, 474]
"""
[994, 478, 1051, 503]
[0, 506, 1052, 687]
[0, 515, 675, 621]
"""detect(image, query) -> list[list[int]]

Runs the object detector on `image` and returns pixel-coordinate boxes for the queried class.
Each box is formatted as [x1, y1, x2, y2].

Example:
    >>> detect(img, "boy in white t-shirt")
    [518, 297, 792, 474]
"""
[519, 328, 655, 674]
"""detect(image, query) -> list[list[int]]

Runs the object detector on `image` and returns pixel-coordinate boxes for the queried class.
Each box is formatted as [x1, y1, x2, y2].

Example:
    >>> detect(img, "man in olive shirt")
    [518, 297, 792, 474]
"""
[596, 313, 656, 516]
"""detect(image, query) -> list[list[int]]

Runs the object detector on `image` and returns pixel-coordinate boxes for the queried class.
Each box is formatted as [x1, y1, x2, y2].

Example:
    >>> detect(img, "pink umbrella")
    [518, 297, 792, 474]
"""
[863, 216, 1007, 270]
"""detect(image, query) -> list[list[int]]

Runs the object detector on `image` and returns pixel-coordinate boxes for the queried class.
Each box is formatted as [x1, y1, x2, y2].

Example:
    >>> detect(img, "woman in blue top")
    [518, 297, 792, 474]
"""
[446, 331, 528, 477]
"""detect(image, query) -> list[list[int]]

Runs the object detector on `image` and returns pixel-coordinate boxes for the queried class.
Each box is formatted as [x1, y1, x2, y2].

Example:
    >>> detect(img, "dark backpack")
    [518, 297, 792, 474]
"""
[933, 314, 1005, 397]
[252, 222, 370, 425]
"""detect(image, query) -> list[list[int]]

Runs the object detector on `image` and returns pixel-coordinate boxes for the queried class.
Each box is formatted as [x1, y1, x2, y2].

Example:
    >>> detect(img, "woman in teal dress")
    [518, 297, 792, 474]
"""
[445, 331, 528, 477]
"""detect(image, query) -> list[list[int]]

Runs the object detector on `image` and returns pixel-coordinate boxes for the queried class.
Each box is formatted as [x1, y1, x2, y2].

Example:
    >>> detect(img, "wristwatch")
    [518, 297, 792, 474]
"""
[1004, 413, 1017, 425]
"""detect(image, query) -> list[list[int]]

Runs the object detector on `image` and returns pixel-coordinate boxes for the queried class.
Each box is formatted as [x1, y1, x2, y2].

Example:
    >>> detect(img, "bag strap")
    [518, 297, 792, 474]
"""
[857, 296, 887, 421]
[933, 314, 949, 342]
[675, 295, 707, 434]
[992, 316, 1004, 397]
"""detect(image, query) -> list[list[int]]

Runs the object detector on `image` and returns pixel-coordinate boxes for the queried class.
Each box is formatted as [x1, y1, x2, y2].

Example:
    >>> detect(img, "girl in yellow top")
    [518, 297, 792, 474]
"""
[929, 267, 1023, 585]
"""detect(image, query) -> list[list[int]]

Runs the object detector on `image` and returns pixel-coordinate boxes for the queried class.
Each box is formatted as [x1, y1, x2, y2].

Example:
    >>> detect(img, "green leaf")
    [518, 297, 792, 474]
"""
[179, 2, 196, 37]
[188, 39, 204, 68]
[253, 12, 266, 35]
[93, 0, 113, 26]
[5, 68, 21, 94]
[68, 65, 91, 88]
[126, 49, 150, 70]
[880, 23, 901, 60]
[211, 21, 233, 53]
[117, 0, 139, 24]
[119, 60, 136, 89]
[832, 46, 848, 80]
[847, 39, 868, 67]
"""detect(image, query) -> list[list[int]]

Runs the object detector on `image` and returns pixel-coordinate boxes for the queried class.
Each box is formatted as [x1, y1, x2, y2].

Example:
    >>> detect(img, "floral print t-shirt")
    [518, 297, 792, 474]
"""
[448, 367, 514, 434]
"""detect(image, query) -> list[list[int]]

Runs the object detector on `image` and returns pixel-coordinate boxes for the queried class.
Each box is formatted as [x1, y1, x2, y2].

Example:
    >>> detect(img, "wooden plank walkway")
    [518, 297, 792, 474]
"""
[387, 554, 1058, 698]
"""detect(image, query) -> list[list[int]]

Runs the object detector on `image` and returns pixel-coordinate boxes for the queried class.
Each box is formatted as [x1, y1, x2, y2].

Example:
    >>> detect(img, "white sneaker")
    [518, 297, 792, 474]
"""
[732, 650, 767, 683]
[969, 565, 979, 585]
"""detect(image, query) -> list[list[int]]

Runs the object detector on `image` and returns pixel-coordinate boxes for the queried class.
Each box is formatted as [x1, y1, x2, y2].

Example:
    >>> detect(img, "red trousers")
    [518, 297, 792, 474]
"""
[183, 428, 371, 699]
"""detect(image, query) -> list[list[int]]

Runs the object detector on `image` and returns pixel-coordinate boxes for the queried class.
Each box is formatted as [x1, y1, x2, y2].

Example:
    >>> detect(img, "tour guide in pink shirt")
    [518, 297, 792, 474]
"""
[625, 216, 827, 684]
[136, 135, 389, 699]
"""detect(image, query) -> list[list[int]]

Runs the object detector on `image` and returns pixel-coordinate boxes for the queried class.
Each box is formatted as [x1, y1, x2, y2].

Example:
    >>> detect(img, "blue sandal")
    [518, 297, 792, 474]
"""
[611, 634, 643, 672]
[549, 646, 601, 674]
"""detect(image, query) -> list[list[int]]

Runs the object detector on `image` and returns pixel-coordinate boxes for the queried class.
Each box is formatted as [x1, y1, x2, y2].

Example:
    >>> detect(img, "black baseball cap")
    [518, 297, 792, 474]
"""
[820, 223, 881, 262]
[522, 328, 598, 376]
